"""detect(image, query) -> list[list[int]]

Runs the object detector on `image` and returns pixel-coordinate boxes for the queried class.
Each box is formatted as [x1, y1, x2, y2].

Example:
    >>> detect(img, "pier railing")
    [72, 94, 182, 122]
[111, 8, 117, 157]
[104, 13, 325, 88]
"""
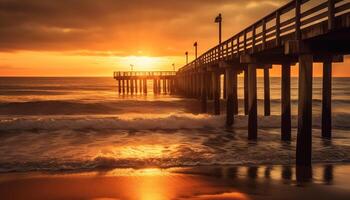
[113, 71, 176, 78]
[179, 0, 350, 72]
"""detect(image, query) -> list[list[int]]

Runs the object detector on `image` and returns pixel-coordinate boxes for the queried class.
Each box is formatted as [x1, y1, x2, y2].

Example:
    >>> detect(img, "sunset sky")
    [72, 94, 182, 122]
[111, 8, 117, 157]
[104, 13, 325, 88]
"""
[0, 0, 349, 77]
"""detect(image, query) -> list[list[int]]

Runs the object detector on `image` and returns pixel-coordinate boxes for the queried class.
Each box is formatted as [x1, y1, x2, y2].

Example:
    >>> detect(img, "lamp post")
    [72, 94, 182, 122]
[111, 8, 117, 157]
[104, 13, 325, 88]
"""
[172, 63, 175, 71]
[193, 42, 198, 60]
[215, 13, 222, 60]
[185, 51, 189, 64]
[130, 64, 134, 71]
[215, 13, 222, 45]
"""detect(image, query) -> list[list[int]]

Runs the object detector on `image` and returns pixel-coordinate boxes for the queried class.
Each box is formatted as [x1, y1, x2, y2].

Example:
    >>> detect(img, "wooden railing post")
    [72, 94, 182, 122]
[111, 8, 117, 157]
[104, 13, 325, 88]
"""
[244, 30, 247, 53]
[231, 39, 234, 58]
[262, 19, 266, 50]
[276, 10, 281, 46]
[252, 25, 256, 53]
[295, 0, 302, 40]
[237, 36, 240, 55]
[328, 0, 335, 31]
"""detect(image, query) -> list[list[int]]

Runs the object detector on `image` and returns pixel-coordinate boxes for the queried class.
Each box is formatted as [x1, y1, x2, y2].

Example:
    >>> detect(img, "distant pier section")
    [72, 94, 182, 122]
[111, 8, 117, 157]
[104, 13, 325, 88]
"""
[113, 71, 176, 94]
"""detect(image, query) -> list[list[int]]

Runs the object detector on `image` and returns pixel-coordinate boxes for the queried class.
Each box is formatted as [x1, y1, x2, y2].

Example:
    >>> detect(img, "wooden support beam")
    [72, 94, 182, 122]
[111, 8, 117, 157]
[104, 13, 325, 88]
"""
[157, 79, 161, 94]
[163, 79, 166, 94]
[122, 79, 125, 94]
[153, 79, 157, 94]
[139, 79, 143, 94]
[264, 67, 271, 116]
[233, 72, 238, 115]
[212, 71, 220, 115]
[328, 0, 335, 31]
[226, 67, 234, 126]
[276, 10, 281, 46]
[201, 71, 207, 113]
[296, 54, 313, 166]
[118, 80, 121, 94]
[281, 63, 291, 141]
[322, 59, 332, 139]
[130, 79, 134, 94]
[207, 72, 213, 100]
[295, 0, 302, 40]
[135, 79, 138, 94]
[167, 79, 171, 94]
[223, 74, 227, 99]
[126, 79, 130, 94]
[143, 79, 147, 94]
[244, 68, 249, 115]
[248, 64, 258, 140]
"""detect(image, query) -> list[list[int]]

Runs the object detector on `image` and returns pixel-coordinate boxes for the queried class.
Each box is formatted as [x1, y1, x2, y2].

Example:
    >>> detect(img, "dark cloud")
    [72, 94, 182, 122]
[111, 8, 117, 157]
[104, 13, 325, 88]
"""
[0, 0, 287, 56]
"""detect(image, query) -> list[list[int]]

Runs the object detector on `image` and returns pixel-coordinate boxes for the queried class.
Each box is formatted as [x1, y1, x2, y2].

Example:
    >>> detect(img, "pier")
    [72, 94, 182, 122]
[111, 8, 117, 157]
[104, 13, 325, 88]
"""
[113, 71, 176, 94]
[114, 0, 350, 166]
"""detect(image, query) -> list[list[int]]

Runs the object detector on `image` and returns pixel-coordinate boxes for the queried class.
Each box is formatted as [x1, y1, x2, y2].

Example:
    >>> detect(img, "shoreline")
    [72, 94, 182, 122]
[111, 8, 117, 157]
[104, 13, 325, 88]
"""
[1, 163, 349, 200]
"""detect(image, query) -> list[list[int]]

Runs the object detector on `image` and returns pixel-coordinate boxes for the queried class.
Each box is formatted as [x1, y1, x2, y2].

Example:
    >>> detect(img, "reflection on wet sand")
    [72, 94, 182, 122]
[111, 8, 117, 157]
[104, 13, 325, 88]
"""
[0, 164, 349, 200]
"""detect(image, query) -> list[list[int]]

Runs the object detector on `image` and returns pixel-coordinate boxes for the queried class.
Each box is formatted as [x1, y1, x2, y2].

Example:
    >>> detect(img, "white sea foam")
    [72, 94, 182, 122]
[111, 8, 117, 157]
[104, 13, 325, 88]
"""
[1, 113, 350, 131]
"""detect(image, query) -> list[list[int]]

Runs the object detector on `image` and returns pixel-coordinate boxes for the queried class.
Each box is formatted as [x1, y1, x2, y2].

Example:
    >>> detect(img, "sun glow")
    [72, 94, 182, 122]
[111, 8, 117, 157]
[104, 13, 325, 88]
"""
[117, 56, 173, 71]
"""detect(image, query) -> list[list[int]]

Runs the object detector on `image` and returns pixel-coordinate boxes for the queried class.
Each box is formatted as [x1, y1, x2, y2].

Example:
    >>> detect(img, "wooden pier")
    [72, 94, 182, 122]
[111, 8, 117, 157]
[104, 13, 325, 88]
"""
[113, 71, 176, 94]
[114, 0, 350, 166]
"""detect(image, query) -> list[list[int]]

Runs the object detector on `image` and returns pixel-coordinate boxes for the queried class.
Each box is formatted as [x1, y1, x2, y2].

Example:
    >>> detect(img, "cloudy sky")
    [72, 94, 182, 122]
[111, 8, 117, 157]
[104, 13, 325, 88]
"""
[0, 0, 349, 76]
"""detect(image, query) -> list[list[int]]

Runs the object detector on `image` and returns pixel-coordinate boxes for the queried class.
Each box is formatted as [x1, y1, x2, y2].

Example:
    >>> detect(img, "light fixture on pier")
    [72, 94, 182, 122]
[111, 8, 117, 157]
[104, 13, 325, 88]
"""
[193, 42, 198, 60]
[185, 51, 188, 64]
[215, 13, 222, 45]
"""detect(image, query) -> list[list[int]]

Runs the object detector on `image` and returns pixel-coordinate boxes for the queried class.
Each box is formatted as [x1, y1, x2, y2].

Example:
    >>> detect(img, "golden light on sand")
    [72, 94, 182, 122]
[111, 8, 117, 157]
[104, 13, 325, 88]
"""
[117, 145, 172, 159]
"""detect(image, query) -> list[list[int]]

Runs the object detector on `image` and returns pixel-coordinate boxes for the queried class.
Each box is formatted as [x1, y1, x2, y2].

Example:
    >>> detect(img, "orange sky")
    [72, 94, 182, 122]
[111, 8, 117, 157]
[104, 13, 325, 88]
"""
[0, 0, 349, 77]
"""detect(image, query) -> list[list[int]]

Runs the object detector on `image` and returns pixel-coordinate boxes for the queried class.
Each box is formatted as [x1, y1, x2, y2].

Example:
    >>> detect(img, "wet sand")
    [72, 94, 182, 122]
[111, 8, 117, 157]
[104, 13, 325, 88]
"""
[0, 164, 349, 200]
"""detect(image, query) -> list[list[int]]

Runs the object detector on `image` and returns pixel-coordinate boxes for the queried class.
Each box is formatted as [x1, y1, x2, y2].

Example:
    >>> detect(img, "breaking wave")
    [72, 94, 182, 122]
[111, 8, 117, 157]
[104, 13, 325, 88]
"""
[1, 113, 350, 131]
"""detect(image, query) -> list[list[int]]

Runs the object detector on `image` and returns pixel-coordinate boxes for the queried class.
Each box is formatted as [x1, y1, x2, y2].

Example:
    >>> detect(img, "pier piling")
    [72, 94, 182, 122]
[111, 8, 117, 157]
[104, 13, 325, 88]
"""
[264, 67, 271, 116]
[244, 68, 249, 115]
[226, 67, 234, 126]
[281, 63, 291, 141]
[248, 64, 258, 140]
[296, 54, 313, 166]
[212, 71, 220, 115]
[322, 59, 332, 139]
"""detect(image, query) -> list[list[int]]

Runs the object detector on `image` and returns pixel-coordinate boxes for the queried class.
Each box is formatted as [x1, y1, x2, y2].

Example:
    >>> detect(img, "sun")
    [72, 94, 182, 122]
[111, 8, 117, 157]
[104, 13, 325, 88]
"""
[118, 56, 166, 71]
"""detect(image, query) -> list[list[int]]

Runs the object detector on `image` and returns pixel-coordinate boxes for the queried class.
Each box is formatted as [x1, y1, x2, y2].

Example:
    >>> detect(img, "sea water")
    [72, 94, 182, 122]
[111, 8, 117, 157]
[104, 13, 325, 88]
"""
[0, 77, 349, 172]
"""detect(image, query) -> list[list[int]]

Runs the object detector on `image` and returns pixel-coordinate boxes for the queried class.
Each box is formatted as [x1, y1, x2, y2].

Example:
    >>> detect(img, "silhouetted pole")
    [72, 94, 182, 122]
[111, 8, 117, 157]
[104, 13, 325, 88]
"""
[244, 68, 249, 115]
[264, 66, 271, 116]
[163, 79, 166, 94]
[135, 79, 138, 94]
[130, 78, 134, 94]
[157, 78, 161, 94]
[281, 63, 291, 141]
[126, 79, 130, 94]
[122, 79, 125, 94]
[153, 79, 157, 94]
[226, 67, 234, 126]
[322, 58, 332, 138]
[212, 70, 220, 115]
[215, 13, 222, 59]
[143, 79, 147, 94]
[296, 54, 313, 166]
[194, 42, 198, 60]
[233, 72, 238, 115]
[248, 64, 258, 140]
[139, 79, 143, 93]
[118, 79, 121, 94]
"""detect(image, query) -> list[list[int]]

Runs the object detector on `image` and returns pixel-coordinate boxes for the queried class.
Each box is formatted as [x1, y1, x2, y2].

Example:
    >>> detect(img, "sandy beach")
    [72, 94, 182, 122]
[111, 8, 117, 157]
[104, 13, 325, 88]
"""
[1, 164, 349, 200]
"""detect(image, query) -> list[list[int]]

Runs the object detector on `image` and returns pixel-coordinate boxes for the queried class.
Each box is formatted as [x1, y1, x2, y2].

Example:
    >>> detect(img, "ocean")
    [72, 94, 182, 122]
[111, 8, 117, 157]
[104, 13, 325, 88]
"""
[0, 77, 350, 172]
